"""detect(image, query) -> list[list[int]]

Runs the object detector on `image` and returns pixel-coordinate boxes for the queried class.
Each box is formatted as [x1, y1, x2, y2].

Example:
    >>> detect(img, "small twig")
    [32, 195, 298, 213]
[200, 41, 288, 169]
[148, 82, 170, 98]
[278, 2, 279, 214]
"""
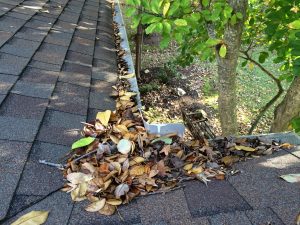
[139, 185, 184, 197]
[72, 149, 98, 163]
[116, 207, 124, 221]
[38, 160, 65, 169]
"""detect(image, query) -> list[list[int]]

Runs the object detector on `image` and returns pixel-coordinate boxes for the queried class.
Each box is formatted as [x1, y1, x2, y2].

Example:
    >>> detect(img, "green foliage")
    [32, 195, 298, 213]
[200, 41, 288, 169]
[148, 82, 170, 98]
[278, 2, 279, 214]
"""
[243, 0, 300, 80]
[291, 117, 300, 133]
[125, 0, 244, 66]
[139, 83, 160, 94]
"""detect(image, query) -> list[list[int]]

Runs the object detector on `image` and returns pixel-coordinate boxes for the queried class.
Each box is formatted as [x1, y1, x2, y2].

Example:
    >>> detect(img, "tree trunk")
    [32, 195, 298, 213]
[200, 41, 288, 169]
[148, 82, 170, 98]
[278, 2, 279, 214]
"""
[270, 76, 300, 132]
[216, 0, 247, 136]
[135, 7, 143, 79]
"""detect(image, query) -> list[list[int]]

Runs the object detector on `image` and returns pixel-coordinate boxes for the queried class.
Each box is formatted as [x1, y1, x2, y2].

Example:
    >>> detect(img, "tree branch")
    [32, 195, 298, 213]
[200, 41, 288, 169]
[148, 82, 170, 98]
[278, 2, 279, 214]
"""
[240, 51, 284, 134]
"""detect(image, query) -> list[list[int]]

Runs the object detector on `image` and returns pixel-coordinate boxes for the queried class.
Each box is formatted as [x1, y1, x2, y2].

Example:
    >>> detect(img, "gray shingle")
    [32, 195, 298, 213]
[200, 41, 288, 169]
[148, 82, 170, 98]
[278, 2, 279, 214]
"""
[42, 110, 85, 128]
[25, 19, 53, 31]
[49, 94, 88, 115]
[0, 30, 13, 48]
[272, 200, 300, 225]
[53, 20, 77, 34]
[32, 14, 57, 23]
[58, 63, 91, 87]
[15, 27, 48, 42]
[0, 74, 18, 94]
[3, 191, 73, 225]
[137, 189, 191, 224]
[58, 11, 80, 23]
[73, 28, 96, 40]
[184, 180, 251, 217]
[44, 30, 73, 47]
[54, 81, 90, 98]
[209, 211, 252, 225]
[65, 50, 93, 67]
[89, 92, 115, 110]
[20, 67, 59, 84]
[246, 208, 284, 225]
[33, 43, 68, 66]
[0, 93, 48, 120]
[0, 37, 41, 58]
[0, 94, 5, 104]
[12, 6, 37, 15]
[228, 151, 300, 208]
[68, 201, 141, 225]
[0, 53, 30, 75]
[11, 80, 55, 99]
[0, 140, 32, 220]
[6, 11, 33, 20]
[37, 110, 85, 146]
[28, 60, 62, 72]
[8, 195, 43, 218]
[0, 15, 26, 33]
[69, 36, 95, 55]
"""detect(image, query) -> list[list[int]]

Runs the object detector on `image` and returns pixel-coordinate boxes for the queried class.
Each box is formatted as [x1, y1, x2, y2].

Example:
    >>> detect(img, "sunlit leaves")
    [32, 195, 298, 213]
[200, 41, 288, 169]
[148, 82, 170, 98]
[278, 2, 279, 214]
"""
[174, 19, 187, 26]
[72, 137, 96, 150]
[288, 20, 300, 30]
[11, 211, 49, 225]
[219, 44, 227, 58]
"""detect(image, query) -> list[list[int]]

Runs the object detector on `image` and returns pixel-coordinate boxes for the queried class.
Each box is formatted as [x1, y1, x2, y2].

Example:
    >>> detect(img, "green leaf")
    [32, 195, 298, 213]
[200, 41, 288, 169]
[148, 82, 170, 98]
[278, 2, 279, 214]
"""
[236, 12, 243, 19]
[258, 51, 269, 63]
[145, 23, 157, 34]
[174, 19, 187, 26]
[72, 137, 96, 150]
[241, 60, 247, 67]
[163, 21, 171, 34]
[151, 137, 172, 144]
[160, 35, 171, 48]
[125, 8, 136, 17]
[205, 38, 222, 47]
[202, 0, 209, 7]
[141, 14, 161, 24]
[230, 14, 237, 25]
[219, 44, 227, 58]
[163, 1, 170, 16]
[125, 0, 135, 5]
[288, 20, 300, 29]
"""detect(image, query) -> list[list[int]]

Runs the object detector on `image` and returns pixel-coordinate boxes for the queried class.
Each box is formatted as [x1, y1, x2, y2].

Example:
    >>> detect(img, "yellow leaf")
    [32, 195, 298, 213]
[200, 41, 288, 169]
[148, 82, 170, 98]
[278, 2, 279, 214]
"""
[98, 203, 116, 215]
[191, 166, 204, 174]
[85, 198, 106, 212]
[129, 165, 145, 176]
[11, 211, 49, 225]
[96, 110, 111, 127]
[71, 182, 87, 201]
[106, 199, 123, 206]
[183, 163, 193, 171]
[103, 179, 112, 191]
[119, 73, 135, 79]
[110, 135, 120, 144]
[163, 1, 170, 16]
[129, 156, 145, 166]
[222, 155, 239, 166]
[235, 145, 256, 152]
[248, 62, 254, 70]
[114, 124, 128, 135]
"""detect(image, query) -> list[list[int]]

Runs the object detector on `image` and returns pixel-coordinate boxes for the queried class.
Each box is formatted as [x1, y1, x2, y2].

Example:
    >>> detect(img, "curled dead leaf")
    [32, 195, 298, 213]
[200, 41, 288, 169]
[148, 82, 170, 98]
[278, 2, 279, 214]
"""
[98, 203, 116, 215]
[115, 183, 130, 198]
[85, 198, 106, 212]
[11, 211, 49, 225]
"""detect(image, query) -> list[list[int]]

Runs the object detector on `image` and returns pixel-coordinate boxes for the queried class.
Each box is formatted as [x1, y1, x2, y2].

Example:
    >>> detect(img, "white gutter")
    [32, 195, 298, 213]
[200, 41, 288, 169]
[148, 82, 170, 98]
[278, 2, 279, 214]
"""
[113, 0, 185, 137]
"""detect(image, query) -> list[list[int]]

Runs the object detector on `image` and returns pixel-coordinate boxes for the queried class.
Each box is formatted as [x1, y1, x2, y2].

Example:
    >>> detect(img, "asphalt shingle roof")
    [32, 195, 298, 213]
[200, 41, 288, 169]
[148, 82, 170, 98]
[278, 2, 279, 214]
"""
[0, 0, 299, 224]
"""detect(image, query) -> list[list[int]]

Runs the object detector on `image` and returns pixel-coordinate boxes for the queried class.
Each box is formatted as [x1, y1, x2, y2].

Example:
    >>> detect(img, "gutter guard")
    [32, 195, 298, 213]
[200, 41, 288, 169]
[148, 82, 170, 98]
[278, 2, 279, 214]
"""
[113, 0, 185, 137]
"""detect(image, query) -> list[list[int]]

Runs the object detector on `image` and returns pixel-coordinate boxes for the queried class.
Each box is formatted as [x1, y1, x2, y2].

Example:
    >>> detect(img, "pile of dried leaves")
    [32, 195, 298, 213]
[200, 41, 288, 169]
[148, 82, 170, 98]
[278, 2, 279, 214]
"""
[61, 84, 291, 215]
